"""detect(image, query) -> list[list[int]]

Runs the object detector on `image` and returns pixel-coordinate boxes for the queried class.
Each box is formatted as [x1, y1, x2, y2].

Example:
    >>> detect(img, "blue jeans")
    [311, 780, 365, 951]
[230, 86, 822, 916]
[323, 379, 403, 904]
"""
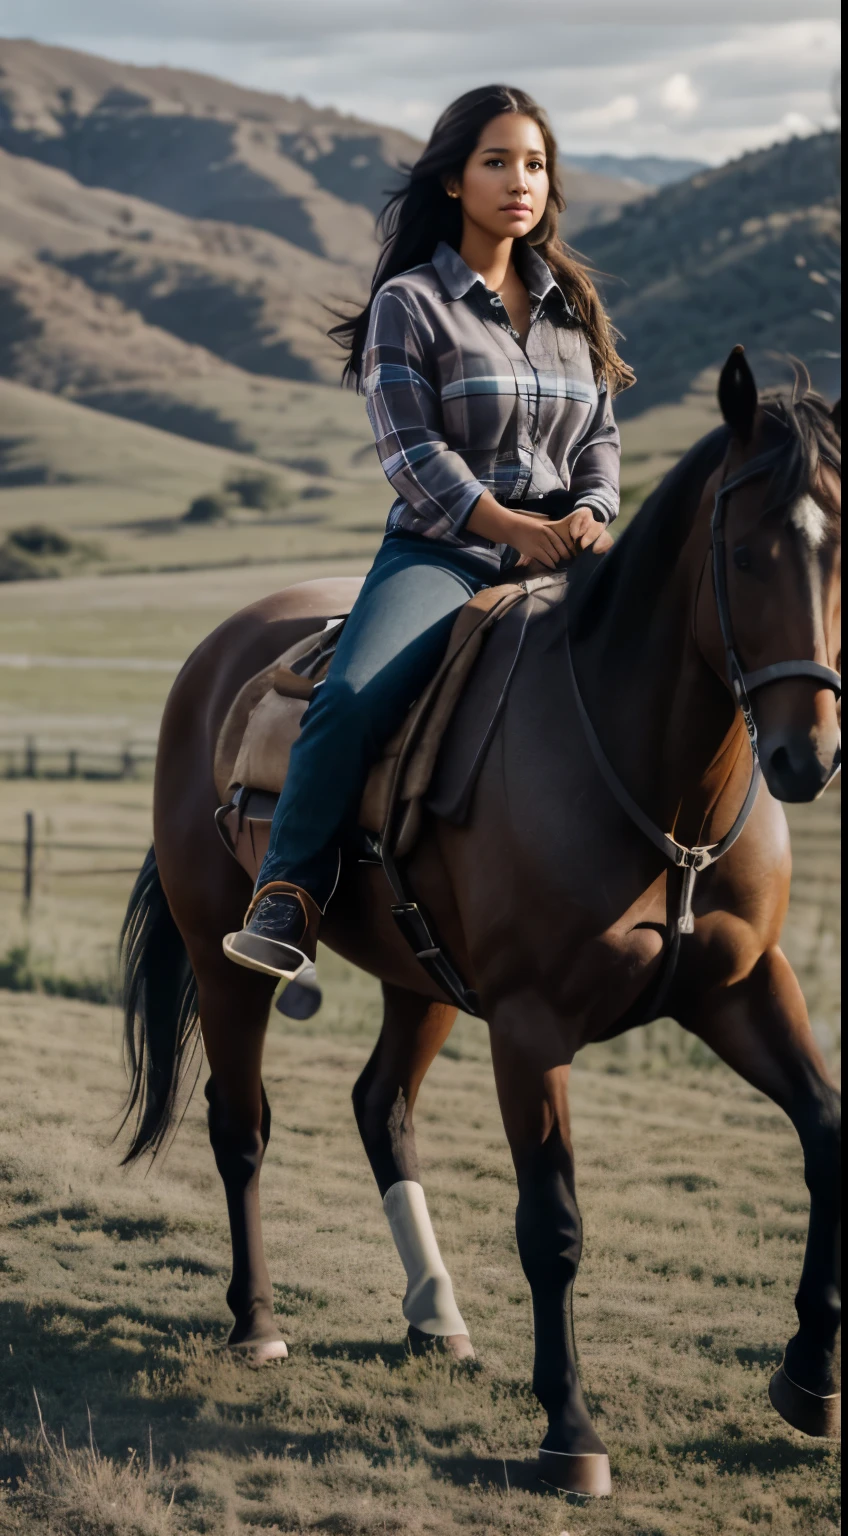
[257, 534, 500, 907]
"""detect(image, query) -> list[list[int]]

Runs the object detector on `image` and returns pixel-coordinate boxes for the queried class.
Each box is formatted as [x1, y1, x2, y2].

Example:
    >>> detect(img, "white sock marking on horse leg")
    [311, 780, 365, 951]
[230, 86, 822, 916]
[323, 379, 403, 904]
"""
[382, 1180, 469, 1337]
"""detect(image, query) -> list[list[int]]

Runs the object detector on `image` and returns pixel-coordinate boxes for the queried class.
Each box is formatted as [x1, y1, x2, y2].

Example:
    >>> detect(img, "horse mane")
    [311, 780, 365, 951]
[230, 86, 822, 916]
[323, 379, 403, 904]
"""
[572, 379, 841, 643]
[570, 425, 730, 641]
[756, 384, 841, 516]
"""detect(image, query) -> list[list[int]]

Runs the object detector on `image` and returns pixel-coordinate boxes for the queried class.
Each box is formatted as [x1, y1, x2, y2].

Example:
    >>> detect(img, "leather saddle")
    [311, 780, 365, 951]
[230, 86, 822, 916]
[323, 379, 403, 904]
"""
[213, 577, 560, 881]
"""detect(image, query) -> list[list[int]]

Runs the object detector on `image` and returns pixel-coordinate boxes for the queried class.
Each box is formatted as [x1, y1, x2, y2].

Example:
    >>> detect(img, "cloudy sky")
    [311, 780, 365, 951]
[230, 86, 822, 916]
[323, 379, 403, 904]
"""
[5, 0, 842, 164]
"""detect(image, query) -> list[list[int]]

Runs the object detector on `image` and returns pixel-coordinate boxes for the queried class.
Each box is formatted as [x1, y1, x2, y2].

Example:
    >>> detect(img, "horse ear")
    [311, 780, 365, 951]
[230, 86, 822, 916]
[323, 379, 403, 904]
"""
[831, 398, 842, 438]
[718, 345, 758, 443]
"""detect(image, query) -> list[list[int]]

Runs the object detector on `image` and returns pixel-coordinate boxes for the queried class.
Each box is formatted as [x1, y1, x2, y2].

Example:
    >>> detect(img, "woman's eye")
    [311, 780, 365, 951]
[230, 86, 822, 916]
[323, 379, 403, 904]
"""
[528, 161, 545, 171]
[733, 546, 752, 572]
[485, 158, 505, 168]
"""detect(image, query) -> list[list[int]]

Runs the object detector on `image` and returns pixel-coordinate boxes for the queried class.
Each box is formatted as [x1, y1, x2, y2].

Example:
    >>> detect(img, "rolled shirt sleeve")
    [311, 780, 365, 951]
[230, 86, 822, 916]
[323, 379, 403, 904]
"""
[363, 287, 488, 541]
[567, 382, 621, 525]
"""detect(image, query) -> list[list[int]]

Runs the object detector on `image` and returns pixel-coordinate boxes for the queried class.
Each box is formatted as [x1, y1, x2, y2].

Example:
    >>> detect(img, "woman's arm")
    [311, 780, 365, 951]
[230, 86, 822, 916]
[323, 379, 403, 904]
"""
[567, 382, 621, 527]
[363, 288, 488, 540]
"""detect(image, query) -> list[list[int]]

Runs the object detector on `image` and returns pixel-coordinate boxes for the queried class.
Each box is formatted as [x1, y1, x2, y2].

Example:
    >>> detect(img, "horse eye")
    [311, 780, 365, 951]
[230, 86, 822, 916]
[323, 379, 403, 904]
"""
[733, 546, 752, 572]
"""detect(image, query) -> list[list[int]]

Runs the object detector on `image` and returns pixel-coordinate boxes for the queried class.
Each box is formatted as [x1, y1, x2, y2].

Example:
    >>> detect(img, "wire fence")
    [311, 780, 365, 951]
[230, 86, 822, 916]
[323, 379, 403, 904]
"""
[0, 814, 149, 908]
[0, 738, 158, 781]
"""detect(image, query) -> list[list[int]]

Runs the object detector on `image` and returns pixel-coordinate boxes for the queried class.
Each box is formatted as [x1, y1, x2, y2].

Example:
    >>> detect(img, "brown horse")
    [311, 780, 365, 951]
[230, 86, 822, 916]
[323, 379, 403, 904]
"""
[120, 352, 841, 1497]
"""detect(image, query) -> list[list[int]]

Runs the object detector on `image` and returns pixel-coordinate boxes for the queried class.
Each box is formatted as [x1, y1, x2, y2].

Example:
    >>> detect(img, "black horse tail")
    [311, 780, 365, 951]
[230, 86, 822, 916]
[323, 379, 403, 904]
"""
[118, 846, 200, 1163]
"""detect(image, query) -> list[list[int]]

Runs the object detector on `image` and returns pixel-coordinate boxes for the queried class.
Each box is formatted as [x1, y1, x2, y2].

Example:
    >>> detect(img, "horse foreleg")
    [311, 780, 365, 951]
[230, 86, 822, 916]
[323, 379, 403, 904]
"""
[190, 942, 286, 1364]
[351, 982, 473, 1360]
[680, 944, 841, 1437]
[489, 1007, 612, 1498]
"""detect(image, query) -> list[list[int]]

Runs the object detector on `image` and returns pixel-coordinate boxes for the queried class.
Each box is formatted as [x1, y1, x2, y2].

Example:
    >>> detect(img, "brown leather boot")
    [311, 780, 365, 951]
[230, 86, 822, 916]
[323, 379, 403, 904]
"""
[223, 881, 321, 989]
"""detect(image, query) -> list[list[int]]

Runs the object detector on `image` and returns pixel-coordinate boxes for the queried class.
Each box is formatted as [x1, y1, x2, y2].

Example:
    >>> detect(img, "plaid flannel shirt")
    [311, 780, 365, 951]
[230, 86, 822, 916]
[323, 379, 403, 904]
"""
[363, 239, 621, 571]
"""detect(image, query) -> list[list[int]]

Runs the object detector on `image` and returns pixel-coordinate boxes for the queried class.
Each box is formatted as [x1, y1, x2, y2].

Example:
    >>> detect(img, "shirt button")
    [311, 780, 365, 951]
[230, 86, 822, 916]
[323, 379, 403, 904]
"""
[490, 296, 502, 307]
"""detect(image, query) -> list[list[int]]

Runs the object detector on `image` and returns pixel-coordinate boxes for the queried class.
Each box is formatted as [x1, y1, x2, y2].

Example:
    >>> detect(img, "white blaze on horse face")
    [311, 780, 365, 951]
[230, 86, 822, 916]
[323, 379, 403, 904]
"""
[790, 494, 829, 550]
[383, 1180, 469, 1337]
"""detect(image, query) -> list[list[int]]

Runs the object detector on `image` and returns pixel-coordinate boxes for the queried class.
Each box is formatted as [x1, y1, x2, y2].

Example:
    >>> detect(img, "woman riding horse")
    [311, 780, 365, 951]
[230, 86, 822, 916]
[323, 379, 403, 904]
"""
[222, 84, 632, 994]
[121, 85, 841, 1500]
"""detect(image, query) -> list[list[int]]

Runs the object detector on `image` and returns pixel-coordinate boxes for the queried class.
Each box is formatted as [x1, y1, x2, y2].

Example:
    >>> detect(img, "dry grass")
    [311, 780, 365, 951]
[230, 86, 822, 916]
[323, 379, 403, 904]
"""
[0, 948, 841, 1536]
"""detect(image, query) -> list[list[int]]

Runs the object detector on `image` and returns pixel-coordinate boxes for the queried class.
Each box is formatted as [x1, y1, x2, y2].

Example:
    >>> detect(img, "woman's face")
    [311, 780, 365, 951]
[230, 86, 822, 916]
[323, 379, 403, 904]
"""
[449, 112, 550, 242]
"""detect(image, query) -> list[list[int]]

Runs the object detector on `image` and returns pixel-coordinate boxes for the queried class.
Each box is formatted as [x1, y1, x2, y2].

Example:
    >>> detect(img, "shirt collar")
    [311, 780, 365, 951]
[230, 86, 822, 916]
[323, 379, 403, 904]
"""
[432, 239, 574, 317]
[432, 241, 483, 300]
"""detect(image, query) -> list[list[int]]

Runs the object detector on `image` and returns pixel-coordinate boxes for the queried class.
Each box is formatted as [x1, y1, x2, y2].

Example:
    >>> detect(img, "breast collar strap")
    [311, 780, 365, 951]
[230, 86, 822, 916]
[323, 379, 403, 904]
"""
[566, 444, 841, 945]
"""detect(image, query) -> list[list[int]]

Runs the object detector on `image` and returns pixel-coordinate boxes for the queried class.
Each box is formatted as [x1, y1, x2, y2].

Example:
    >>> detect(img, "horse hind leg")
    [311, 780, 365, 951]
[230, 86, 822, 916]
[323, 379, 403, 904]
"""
[352, 982, 474, 1362]
[190, 942, 287, 1364]
[680, 945, 841, 1438]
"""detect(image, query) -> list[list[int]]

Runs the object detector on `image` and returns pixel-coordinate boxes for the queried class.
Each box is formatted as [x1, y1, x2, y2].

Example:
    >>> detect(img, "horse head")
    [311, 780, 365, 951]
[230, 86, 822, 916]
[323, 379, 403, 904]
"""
[702, 347, 841, 803]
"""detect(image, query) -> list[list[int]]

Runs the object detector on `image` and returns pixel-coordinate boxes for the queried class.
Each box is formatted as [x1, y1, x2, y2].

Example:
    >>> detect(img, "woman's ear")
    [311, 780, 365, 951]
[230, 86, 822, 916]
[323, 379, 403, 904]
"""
[718, 345, 758, 443]
[442, 174, 461, 201]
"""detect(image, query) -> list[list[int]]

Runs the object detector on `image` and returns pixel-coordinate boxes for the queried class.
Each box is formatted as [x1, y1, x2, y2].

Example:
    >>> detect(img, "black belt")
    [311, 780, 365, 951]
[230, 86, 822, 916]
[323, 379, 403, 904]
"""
[513, 487, 582, 518]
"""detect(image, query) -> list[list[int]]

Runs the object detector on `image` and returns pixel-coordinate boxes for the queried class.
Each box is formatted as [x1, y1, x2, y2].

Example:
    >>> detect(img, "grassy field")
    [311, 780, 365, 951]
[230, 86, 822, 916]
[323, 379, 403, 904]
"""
[0, 769, 840, 1535]
[0, 967, 841, 1536]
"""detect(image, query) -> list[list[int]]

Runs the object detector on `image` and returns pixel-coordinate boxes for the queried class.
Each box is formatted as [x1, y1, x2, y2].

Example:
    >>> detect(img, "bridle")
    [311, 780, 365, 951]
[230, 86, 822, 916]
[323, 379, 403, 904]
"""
[566, 443, 842, 974]
[711, 444, 842, 752]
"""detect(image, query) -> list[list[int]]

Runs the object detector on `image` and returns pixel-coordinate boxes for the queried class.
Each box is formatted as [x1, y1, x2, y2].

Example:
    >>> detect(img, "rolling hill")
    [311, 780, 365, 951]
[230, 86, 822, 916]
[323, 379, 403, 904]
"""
[0, 38, 839, 458]
[0, 37, 651, 427]
[578, 130, 841, 414]
[566, 152, 707, 187]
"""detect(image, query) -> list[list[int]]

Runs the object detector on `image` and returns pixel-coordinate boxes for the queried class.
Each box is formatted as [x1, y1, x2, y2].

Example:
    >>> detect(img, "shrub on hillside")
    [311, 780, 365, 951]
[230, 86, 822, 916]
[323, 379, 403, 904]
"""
[0, 524, 102, 581]
[224, 469, 290, 511]
[7, 525, 73, 557]
[182, 491, 231, 524]
[282, 455, 331, 478]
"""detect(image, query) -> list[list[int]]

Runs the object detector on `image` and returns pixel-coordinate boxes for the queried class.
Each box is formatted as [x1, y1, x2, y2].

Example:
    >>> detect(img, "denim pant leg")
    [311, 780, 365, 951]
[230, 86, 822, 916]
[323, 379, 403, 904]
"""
[256, 539, 494, 906]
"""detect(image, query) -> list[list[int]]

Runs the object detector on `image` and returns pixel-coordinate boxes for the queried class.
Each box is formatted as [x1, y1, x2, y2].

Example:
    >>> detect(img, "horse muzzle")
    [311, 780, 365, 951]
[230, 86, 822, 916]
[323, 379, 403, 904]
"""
[759, 726, 841, 802]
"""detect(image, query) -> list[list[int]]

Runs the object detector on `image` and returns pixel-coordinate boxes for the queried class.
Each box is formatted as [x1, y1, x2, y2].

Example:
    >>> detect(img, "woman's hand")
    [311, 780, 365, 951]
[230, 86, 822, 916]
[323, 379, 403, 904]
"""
[468, 492, 613, 570]
[514, 508, 613, 568]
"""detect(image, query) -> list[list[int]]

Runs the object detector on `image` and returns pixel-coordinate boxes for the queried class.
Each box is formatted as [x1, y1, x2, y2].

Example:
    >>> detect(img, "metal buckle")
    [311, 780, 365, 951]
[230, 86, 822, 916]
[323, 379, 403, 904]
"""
[672, 845, 711, 872]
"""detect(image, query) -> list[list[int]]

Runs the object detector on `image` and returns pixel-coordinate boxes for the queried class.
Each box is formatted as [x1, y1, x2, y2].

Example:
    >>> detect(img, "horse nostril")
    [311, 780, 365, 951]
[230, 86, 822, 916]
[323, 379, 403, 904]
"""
[766, 741, 832, 802]
[769, 746, 791, 781]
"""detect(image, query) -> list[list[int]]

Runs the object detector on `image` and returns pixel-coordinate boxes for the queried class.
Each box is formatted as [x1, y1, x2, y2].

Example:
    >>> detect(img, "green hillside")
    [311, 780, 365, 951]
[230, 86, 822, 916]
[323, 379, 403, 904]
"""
[579, 131, 841, 414]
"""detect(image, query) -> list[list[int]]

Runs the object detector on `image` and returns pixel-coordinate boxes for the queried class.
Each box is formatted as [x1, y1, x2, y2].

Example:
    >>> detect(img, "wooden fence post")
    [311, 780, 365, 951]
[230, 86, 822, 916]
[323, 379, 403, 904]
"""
[23, 811, 34, 913]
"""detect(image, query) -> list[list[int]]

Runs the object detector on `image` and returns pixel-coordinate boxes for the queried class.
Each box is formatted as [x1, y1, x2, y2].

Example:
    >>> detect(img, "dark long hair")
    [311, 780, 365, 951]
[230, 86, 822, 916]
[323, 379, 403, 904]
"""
[329, 83, 635, 394]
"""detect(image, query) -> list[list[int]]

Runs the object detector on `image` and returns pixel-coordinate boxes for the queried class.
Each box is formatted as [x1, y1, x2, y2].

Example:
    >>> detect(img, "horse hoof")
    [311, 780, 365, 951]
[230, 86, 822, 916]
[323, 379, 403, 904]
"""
[768, 1364, 841, 1439]
[228, 1337, 289, 1367]
[406, 1324, 476, 1362]
[276, 970, 322, 1019]
[537, 1449, 612, 1498]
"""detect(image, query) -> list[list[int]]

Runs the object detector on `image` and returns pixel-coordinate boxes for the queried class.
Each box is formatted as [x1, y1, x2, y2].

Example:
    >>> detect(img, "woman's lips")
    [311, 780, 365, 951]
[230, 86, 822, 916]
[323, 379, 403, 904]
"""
[503, 204, 531, 214]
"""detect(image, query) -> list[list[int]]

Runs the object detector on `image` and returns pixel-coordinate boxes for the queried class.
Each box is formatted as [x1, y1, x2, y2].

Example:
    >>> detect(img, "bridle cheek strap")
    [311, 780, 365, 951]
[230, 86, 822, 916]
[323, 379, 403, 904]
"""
[712, 449, 842, 723]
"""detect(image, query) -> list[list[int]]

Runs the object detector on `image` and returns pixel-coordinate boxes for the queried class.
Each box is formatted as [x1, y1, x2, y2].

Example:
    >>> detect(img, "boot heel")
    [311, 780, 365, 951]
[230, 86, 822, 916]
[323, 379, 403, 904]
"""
[276, 966, 322, 1019]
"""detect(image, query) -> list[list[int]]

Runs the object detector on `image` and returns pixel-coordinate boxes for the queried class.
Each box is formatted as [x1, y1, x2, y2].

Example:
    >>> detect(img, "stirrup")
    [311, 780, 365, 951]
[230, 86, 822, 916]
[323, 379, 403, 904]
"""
[222, 881, 321, 982]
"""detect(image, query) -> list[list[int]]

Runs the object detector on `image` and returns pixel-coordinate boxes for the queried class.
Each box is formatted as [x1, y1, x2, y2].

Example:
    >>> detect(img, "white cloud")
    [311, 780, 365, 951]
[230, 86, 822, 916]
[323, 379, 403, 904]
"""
[659, 72, 699, 115]
[3, 9, 841, 164]
[781, 111, 817, 135]
[571, 94, 640, 130]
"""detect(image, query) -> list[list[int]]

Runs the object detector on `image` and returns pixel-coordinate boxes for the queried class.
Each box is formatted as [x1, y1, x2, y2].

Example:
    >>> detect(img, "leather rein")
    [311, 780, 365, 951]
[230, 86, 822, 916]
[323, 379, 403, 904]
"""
[566, 445, 842, 968]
